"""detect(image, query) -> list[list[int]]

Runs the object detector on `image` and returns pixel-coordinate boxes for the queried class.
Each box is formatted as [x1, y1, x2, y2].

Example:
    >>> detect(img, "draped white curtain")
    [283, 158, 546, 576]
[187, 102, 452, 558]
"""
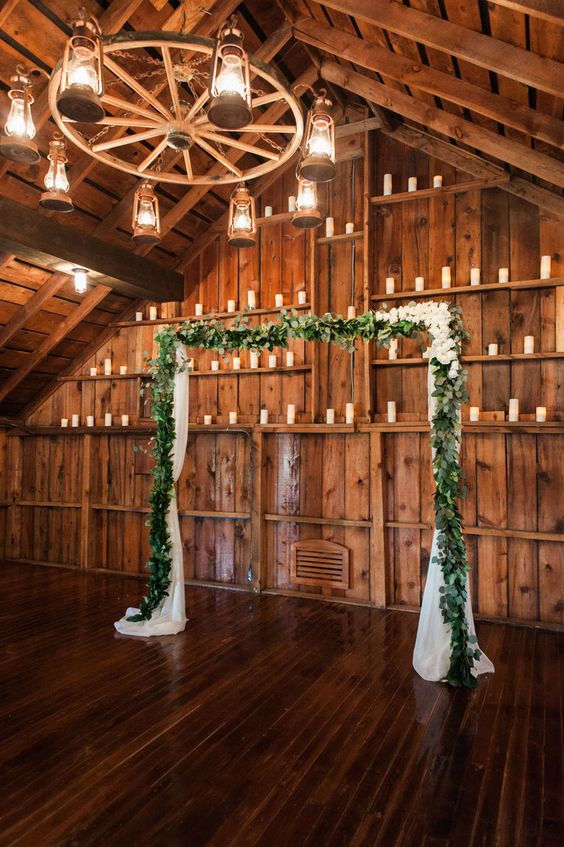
[413, 361, 494, 681]
[114, 348, 189, 638]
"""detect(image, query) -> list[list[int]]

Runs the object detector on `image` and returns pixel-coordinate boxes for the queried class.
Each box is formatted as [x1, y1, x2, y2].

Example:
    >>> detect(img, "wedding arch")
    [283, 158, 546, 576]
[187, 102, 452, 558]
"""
[115, 301, 493, 689]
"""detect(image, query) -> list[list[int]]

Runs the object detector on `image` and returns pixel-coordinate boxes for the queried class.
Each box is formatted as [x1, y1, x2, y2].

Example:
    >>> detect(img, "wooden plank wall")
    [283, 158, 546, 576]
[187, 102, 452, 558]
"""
[2, 132, 562, 626]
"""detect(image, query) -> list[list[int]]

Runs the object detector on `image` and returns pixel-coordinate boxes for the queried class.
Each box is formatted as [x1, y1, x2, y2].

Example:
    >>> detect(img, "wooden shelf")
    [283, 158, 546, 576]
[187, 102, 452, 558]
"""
[58, 373, 150, 382]
[370, 176, 509, 206]
[7, 426, 156, 437]
[359, 421, 564, 433]
[257, 423, 355, 433]
[371, 276, 563, 301]
[317, 230, 364, 245]
[111, 302, 311, 328]
[371, 352, 564, 366]
[58, 365, 312, 382]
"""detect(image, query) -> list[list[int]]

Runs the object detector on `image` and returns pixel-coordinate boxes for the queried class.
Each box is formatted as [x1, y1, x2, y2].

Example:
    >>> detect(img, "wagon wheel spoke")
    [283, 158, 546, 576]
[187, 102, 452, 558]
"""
[193, 137, 243, 177]
[198, 130, 280, 162]
[92, 127, 166, 154]
[137, 137, 169, 173]
[104, 56, 173, 121]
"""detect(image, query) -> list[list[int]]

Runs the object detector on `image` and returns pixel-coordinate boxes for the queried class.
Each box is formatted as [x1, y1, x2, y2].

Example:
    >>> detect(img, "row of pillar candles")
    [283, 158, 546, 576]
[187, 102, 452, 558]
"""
[384, 256, 552, 292]
[61, 414, 130, 427]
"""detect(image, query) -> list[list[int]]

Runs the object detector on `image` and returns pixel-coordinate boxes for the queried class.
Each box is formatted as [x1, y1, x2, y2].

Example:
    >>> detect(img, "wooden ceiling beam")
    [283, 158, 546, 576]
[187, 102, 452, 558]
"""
[484, 1, 564, 25]
[0, 272, 68, 351]
[0, 197, 184, 301]
[321, 62, 564, 189]
[0, 285, 111, 405]
[310, 0, 564, 97]
[293, 18, 564, 150]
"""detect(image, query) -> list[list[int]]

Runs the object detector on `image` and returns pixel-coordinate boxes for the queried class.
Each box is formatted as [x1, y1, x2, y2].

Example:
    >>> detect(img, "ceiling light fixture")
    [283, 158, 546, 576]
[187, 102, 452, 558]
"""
[208, 17, 252, 130]
[299, 90, 336, 183]
[40, 134, 74, 212]
[57, 9, 105, 123]
[292, 174, 322, 229]
[0, 66, 40, 164]
[228, 182, 256, 248]
[72, 267, 88, 293]
[132, 181, 161, 246]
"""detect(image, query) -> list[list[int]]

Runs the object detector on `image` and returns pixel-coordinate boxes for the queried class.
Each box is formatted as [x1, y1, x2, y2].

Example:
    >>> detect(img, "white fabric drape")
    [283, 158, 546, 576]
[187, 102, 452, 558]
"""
[413, 362, 494, 680]
[114, 349, 189, 637]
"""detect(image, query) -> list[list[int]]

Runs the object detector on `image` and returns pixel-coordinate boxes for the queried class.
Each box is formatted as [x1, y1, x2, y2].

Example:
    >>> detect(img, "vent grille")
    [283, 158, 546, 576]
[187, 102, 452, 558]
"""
[291, 540, 349, 590]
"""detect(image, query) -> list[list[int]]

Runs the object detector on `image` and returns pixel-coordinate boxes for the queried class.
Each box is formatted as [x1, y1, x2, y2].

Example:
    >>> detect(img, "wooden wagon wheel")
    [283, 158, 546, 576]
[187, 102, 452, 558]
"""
[48, 32, 303, 186]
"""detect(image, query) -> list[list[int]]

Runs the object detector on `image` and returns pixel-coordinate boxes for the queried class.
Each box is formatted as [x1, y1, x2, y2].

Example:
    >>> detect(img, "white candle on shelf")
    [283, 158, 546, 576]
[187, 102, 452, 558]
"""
[104, 358, 112, 375]
[149, 306, 157, 320]
[250, 351, 259, 369]
[119, 365, 127, 375]
[347, 305, 356, 319]
[275, 293, 283, 308]
[488, 343, 498, 356]
[536, 406, 547, 422]
[345, 403, 354, 424]
[498, 267, 509, 283]
[326, 408, 335, 425]
[540, 255, 551, 279]
[186, 358, 195, 371]
[524, 335, 535, 354]
[389, 339, 398, 360]
[288, 195, 296, 212]
[229, 411, 238, 425]
[325, 216, 334, 238]
[298, 290, 307, 305]
[71, 414, 79, 427]
[387, 401, 397, 423]
[259, 409, 269, 425]
[86, 415, 94, 427]
[264, 205, 273, 217]
[232, 357, 241, 370]
[268, 354, 277, 368]
[469, 406, 480, 422]
[135, 312, 143, 322]
[210, 360, 219, 371]
[470, 268, 481, 286]
[415, 276, 424, 291]
[441, 266, 451, 288]
[508, 398, 519, 422]
[385, 277, 395, 294]
[227, 299, 236, 313]
[345, 222, 354, 234]
[61, 418, 68, 427]
[121, 415, 129, 427]
[104, 413, 112, 427]
[383, 173, 392, 195]
[195, 303, 203, 316]
[422, 347, 431, 359]
[433, 175, 443, 188]
[408, 177, 417, 192]
[286, 351, 295, 367]
[287, 404, 296, 424]
[89, 367, 97, 376]
[204, 414, 212, 425]
[247, 290, 256, 309]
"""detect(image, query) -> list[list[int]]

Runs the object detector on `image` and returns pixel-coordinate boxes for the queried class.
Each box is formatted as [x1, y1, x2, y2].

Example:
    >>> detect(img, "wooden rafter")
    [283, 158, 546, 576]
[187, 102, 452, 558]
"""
[484, 0, 564, 25]
[0, 285, 111, 405]
[0, 272, 68, 351]
[321, 62, 564, 189]
[310, 0, 564, 97]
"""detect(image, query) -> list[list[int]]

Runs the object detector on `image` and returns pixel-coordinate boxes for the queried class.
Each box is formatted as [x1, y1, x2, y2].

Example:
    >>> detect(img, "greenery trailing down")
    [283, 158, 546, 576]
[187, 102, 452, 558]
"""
[130, 304, 480, 688]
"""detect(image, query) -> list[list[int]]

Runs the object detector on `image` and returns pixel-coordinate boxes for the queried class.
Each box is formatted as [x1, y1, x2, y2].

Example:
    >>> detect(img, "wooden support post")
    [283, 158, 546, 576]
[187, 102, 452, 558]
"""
[80, 435, 93, 569]
[6, 436, 23, 559]
[309, 229, 320, 423]
[250, 430, 267, 592]
[362, 123, 373, 422]
[370, 430, 388, 608]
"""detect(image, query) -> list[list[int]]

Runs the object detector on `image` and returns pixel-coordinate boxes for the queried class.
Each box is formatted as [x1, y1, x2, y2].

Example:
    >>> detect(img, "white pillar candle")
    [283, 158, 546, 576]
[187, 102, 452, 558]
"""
[345, 222, 354, 234]
[508, 398, 519, 422]
[104, 413, 112, 427]
[121, 415, 129, 427]
[285, 351, 295, 367]
[433, 175, 443, 188]
[186, 358, 195, 371]
[345, 402, 354, 424]
[415, 276, 424, 291]
[408, 177, 417, 192]
[210, 360, 219, 371]
[287, 404, 296, 424]
[247, 290, 256, 308]
[488, 343, 498, 356]
[536, 406, 547, 422]
[288, 195, 296, 212]
[89, 367, 97, 376]
[268, 354, 277, 368]
[104, 358, 112, 375]
[149, 306, 157, 320]
[387, 401, 397, 423]
[325, 217, 334, 238]
[470, 268, 481, 286]
[298, 290, 307, 305]
[250, 351, 259, 369]
[86, 415, 94, 427]
[232, 357, 241, 370]
[383, 173, 392, 195]
[135, 311, 143, 322]
[61, 418, 68, 427]
[422, 346, 431, 359]
[229, 411, 238, 425]
[389, 339, 398, 360]
[385, 277, 395, 294]
[469, 406, 480, 422]
[347, 305, 356, 319]
[275, 293, 283, 308]
[195, 303, 203, 316]
[119, 365, 127, 375]
[227, 299, 236, 313]
[71, 414, 79, 427]
[259, 409, 269, 425]
[524, 335, 535, 354]
[498, 267, 509, 283]
[441, 266, 451, 288]
[203, 414, 212, 425]
[540, 255, 551, 279]
[264, 205, 273, 217]
[326, 408, 335, 425]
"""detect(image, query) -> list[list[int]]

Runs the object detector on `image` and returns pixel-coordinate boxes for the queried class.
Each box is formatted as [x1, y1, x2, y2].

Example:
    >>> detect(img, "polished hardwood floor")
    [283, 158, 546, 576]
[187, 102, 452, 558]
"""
[0, 562, 562, 847]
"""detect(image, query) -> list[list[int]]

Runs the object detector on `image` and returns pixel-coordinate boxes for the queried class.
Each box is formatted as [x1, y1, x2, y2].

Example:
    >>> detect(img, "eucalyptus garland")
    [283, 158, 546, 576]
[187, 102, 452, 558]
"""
[130, 303, 481, 688]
